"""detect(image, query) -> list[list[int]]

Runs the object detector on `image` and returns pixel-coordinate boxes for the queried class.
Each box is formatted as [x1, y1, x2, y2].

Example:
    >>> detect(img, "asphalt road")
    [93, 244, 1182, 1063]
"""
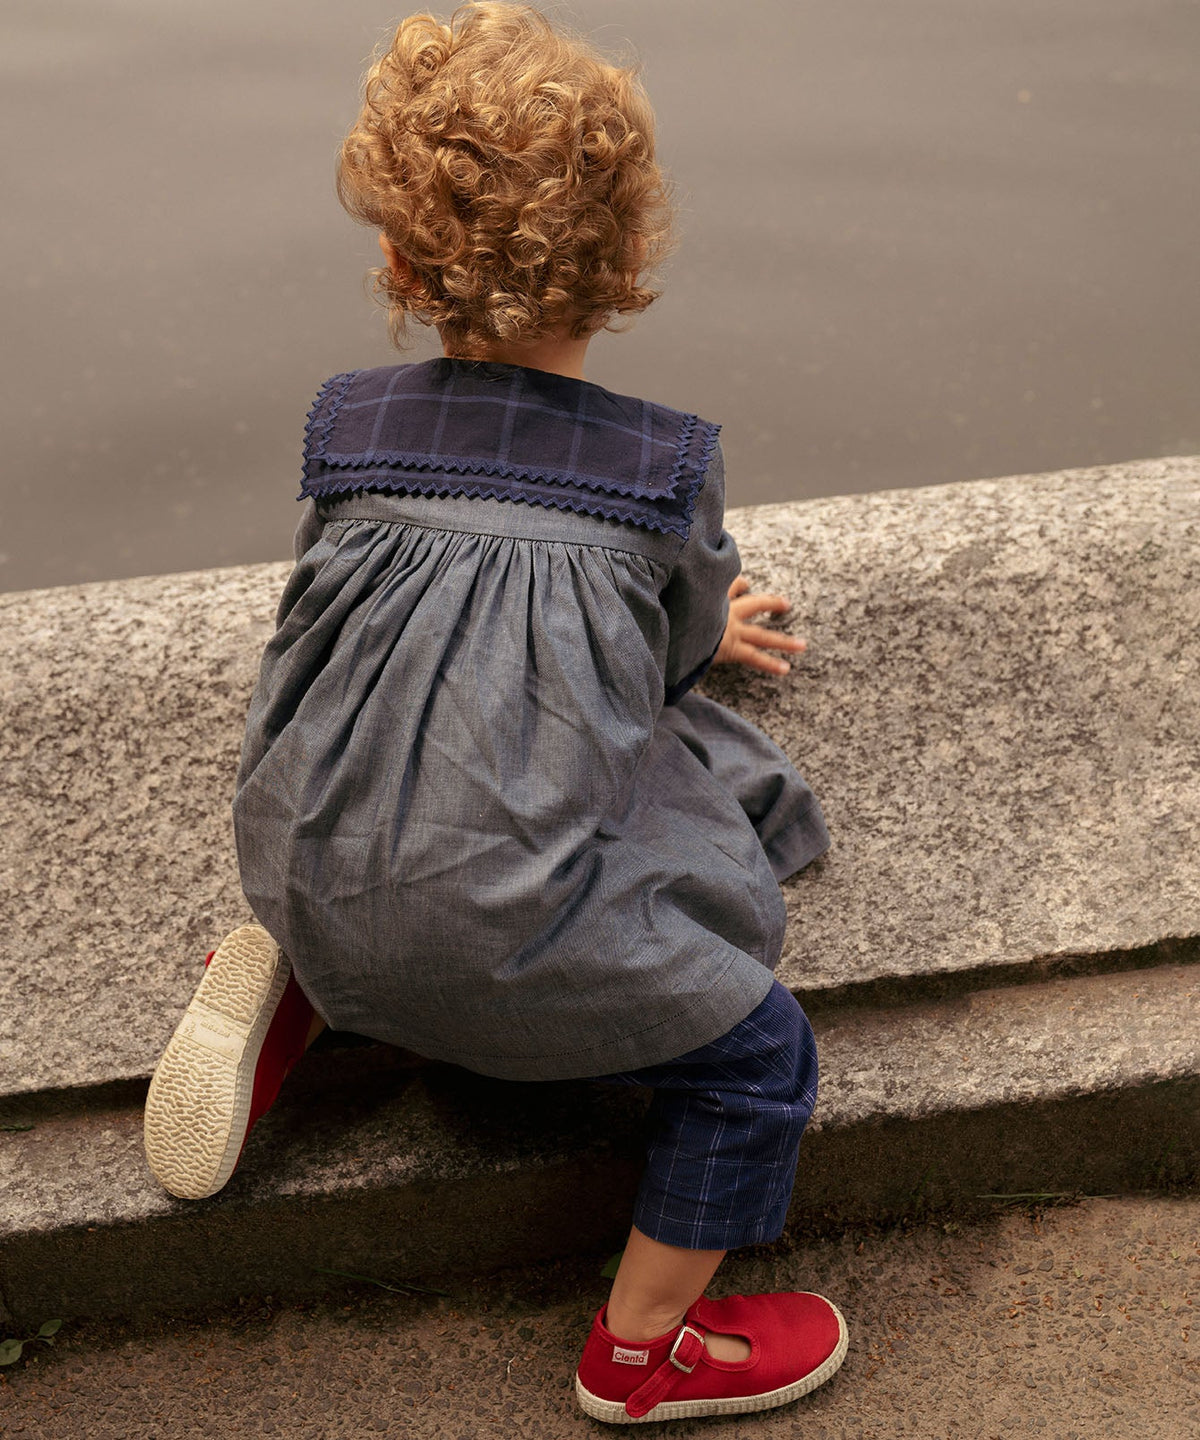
[2, 1196, 1197, 1437]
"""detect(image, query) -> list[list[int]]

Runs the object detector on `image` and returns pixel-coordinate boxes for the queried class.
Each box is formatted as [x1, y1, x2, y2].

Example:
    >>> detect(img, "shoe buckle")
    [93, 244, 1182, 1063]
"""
[668, 1324, 705, 1374]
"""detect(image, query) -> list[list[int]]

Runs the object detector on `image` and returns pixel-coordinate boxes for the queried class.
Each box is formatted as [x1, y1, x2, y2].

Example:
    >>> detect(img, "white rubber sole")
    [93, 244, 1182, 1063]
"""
[575, 1300, 849, 1424]
[143, 923, 289, 1199]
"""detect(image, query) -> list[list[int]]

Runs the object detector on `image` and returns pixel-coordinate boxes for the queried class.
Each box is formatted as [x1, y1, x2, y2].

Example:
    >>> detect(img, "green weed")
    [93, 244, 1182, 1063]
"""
[0, 1319, 62, 1366]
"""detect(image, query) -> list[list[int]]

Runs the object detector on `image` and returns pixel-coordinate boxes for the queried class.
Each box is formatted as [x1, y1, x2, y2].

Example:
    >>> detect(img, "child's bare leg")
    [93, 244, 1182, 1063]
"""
[605, 1225, 751, 1362]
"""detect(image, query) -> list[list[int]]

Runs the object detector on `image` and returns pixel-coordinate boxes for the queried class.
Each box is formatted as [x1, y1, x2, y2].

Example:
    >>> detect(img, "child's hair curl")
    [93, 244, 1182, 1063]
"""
[337, 1, 675, 350]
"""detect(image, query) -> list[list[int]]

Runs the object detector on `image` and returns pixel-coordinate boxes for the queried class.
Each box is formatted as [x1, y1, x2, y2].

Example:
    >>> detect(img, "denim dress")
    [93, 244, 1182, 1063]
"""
[232, 358, 829, 1082]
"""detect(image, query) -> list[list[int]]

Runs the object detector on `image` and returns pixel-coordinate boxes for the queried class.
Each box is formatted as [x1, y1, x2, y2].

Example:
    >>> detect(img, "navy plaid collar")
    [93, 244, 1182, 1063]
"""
[300, 358, 720, 537]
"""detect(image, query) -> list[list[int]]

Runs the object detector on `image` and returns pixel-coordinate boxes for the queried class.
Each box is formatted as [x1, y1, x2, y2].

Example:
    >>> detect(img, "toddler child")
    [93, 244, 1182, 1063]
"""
[144, 2, 847, 1422]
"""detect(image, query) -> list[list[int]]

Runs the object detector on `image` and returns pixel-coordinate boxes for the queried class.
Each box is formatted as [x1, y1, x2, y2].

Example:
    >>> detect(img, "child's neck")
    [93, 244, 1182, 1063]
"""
[439, 329, 592, 382]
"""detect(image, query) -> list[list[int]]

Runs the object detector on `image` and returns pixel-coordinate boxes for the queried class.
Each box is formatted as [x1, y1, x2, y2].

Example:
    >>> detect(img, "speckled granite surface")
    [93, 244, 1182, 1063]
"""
[2, 456, 1198, 1097]
[1, 565, 287, 1097]
[709, 456, 1200, 991]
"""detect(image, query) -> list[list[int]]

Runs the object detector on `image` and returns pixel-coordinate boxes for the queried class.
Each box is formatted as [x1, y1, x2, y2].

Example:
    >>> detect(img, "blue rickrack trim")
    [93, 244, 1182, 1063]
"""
[301, 370, 357, 469]
[299, 474, 695, 538]
[678, 417, 722, 529]
[666, 411, 699, 501]
[304, 447, 701, 504]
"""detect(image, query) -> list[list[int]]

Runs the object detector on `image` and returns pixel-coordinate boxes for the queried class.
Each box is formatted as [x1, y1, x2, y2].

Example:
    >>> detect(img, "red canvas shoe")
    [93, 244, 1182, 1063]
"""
[143, 923, 316, 1199]
[575, 1290, 848, 1424]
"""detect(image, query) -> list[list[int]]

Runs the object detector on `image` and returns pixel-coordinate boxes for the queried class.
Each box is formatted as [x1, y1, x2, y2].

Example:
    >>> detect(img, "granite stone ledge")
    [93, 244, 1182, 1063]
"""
[2, 456, 1198, 1099]
[709, 456, 1200, 991]
[1, 962, 1195, 1324]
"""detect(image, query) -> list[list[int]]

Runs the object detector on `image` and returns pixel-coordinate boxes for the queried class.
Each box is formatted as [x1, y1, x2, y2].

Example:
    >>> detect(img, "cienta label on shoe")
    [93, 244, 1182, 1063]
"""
[612, 1346, 650, 1366]
[178, 1005, 250, 1061]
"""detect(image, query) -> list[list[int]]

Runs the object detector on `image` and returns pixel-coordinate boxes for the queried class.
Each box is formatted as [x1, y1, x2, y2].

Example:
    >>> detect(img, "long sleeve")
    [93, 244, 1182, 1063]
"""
[292, 498, 325, 563]
[660, 441, 741, 704]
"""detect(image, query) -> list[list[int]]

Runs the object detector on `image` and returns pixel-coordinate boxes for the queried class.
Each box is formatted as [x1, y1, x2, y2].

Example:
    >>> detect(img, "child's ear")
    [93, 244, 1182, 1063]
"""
[378, 232, 417, 291]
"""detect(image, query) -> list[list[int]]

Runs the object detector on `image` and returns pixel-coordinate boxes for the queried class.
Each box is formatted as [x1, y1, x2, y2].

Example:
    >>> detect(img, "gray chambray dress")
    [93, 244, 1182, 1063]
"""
[232, 358, 829, 1082]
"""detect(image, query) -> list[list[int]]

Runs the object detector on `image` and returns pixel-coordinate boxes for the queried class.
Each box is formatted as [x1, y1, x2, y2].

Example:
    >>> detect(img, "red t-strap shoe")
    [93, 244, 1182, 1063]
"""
[576, 1290, 848, 1423]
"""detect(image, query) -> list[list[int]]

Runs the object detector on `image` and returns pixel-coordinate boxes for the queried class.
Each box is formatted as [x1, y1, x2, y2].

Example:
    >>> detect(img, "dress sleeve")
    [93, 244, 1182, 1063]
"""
[660, 440, 742, 705]
[292, 498, 325, 562]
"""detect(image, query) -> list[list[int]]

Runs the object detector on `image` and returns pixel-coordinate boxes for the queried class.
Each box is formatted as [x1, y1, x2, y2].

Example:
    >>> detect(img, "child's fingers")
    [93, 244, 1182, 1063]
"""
[728, 591, 791, 620]
[727, 575, 751, 599]
[730, 640, 794, 676]
[739, 623, 806, 653]
[724, 625, 807, 675]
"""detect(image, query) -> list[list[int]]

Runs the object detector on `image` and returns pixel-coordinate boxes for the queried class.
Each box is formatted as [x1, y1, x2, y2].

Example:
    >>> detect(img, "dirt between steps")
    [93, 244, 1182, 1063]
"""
[2, 1195, 1196, 1439]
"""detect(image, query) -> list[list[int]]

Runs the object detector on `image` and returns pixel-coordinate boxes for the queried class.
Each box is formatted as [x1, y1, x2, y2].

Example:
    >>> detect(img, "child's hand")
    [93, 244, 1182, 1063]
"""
[713, 576, 807, 676]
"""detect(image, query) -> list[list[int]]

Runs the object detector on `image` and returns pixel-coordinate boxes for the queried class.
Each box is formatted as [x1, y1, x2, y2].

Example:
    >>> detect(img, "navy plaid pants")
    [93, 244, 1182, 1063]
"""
[593, 980, 818, 1250]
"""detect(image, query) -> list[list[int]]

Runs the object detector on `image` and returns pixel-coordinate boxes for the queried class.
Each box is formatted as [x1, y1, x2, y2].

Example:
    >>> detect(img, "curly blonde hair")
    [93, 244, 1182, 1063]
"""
[337, 2, 675, 350]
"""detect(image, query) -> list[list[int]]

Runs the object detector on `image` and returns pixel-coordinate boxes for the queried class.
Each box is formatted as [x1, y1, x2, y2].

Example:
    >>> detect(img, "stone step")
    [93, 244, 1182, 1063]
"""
[2, 961, 1195, 1328]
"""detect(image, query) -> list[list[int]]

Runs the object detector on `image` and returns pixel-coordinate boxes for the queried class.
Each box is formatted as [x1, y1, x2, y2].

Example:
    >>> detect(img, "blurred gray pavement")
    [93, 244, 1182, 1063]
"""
[3, 0, 1199, 591]
[1, 1196, 1196, 1437]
